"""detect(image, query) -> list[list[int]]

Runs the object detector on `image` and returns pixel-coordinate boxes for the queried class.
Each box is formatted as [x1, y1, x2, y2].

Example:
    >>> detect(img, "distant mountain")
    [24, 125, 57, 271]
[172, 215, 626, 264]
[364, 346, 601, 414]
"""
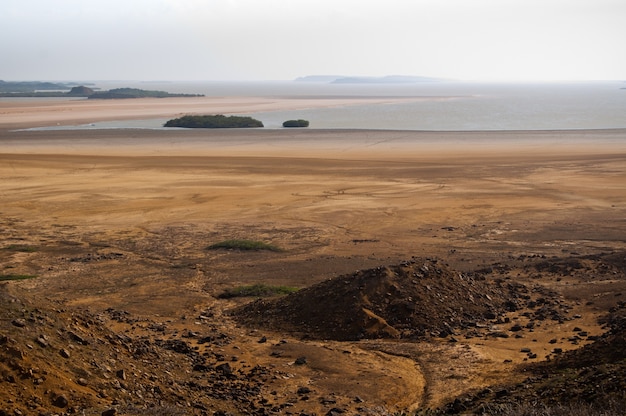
[332, 75, 445, 84]
[294, 75, 347, 83]
[294, 75, 446, 84]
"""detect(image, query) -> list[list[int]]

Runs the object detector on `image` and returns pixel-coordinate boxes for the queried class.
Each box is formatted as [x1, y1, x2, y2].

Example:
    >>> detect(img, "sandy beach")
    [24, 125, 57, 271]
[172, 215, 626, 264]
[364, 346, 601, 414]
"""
[2, 97, 626, 414]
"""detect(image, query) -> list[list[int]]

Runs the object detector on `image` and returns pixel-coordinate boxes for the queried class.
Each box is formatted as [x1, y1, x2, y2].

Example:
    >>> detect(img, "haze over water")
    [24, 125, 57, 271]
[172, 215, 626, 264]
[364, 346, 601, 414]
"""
[22, 80, 626, 131]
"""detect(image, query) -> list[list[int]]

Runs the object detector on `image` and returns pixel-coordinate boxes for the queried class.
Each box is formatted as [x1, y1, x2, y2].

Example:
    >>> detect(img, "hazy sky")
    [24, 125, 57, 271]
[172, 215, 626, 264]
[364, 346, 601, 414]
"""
[2, 0, 625, 81]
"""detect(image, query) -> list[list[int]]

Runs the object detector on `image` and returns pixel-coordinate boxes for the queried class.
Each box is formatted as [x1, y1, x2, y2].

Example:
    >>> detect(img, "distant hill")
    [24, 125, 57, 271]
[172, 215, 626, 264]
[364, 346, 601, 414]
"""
[88, 88, 203, 99]
[0, 80, 71, 93]
[66, 85, 95, 96]
[0, 83, 203, 98]
[294, 75, 347, 83]
[332, 75, 445, 84]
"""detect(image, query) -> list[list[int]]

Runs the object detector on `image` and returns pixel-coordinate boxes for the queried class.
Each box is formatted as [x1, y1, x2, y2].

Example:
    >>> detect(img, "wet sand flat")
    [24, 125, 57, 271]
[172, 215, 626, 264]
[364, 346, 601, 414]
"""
[2, 127, 626, 259]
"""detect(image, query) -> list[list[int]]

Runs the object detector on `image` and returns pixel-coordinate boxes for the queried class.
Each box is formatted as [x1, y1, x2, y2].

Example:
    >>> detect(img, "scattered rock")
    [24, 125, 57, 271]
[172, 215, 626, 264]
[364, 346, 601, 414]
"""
[52, 394, 68, 408]
[215, 363, 232, 376]
[487, 331, 510, 338]
[495, 389, 509, 398]
[6, 346, 25, 360]
[35, 335, 49, 348]
[11, 319, 26, 328]
[67, 331, 88, 345]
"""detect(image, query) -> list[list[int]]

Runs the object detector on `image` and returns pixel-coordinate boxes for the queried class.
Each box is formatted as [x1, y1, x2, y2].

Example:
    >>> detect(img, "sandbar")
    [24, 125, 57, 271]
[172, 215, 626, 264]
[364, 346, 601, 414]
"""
[0, 95, 425, 129]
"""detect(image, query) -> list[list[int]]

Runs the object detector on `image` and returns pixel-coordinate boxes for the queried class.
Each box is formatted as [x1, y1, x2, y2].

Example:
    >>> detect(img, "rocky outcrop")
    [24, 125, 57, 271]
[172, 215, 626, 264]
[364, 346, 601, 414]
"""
[234, 257, 521, 341]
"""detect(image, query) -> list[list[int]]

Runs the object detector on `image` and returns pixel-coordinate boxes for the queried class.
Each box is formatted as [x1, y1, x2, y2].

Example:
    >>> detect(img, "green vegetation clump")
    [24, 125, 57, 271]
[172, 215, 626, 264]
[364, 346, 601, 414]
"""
[207, 239, 281, 252]
[164, 114, 264, 128]
[3, 244, 37, 252]
[89, 88, 202, 99]
[282, 119, 310, 128]
[0, 80, 69, 93]
[67, 85, 95, 96]
[0, 274, 37, 281]
[0, 83, 203, 98]
[218, 283, 298, 299]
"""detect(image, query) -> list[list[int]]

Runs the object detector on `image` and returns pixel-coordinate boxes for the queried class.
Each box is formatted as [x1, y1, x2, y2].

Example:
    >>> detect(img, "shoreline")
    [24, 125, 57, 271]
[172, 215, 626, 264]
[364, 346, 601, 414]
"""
[2, 95, 626, 161]
[0, 95, 427, 130]
[2, 128, 626, 162]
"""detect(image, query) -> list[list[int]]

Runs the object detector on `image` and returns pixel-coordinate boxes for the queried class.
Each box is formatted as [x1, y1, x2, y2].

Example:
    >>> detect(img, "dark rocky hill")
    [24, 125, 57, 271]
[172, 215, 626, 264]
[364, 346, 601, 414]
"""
[234, 257, 528, 341]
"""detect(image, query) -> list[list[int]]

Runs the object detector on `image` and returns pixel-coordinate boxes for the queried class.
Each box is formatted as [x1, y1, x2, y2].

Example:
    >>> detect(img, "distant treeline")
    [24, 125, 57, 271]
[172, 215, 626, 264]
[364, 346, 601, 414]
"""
[88, 88, 203, 99]
[0, 81, 203, 98]
[0, 80, 77, 93]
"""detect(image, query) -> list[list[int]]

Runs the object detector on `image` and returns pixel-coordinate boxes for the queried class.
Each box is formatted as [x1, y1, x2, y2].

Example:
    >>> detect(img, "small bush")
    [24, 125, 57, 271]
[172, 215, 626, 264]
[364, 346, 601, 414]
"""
[207, 239, 282, 252]
[3, 244, 37, 252]
[0, 274, 37, 281]
[218, 283, 298, 299]
[282, 119, 310, 128]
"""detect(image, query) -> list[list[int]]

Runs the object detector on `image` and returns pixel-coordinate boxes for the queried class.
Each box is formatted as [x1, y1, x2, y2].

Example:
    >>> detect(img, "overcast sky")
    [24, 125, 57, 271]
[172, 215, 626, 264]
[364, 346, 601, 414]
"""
[2, 0, 625, 81]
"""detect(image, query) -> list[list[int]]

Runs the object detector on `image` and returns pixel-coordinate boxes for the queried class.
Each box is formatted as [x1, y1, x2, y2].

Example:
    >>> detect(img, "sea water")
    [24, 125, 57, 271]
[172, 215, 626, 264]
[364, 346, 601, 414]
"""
[20, 80, 626, 131]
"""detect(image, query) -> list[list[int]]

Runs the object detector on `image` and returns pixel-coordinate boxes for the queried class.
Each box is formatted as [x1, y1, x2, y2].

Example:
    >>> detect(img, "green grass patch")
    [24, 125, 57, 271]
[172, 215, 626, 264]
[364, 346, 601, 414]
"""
[207, 239, 282, 252]
[3, 244, 37, 252]
[0, 274, 37, 281]
[218, 283, 298, 299]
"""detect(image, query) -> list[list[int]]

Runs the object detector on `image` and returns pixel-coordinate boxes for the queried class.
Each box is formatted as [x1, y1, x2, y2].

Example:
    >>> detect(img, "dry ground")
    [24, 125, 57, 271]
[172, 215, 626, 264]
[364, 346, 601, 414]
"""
[1, 100, 626, 414]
